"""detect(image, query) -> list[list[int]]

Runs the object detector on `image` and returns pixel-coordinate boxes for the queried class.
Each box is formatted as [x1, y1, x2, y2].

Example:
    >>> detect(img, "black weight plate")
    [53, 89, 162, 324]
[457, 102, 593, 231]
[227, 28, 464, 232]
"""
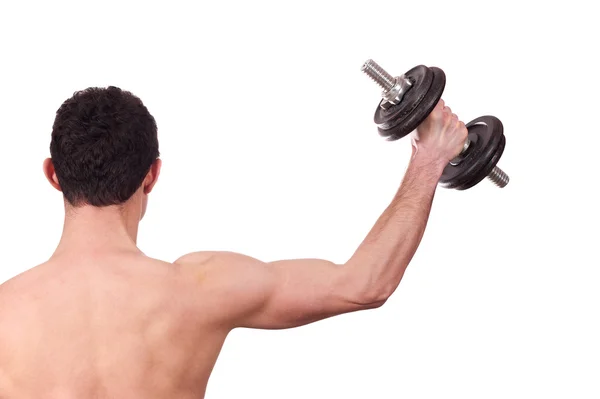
[374, 65, 432, 131]
[455, 134, 505, 190]
[439, 115, 504, 189]
[373, 65, 434, 140]
[395, 66, 446, 141]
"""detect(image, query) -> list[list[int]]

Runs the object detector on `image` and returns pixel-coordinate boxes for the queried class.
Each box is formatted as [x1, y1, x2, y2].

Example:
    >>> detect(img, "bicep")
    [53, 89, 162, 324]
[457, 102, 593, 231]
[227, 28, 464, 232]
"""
[241, 258, 369, 329]
[177, 252, 376, 330]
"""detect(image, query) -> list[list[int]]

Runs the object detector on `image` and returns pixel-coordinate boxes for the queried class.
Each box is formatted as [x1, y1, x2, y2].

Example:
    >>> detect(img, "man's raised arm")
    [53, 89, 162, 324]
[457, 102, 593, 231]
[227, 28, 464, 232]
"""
[175, 100, 467, 330]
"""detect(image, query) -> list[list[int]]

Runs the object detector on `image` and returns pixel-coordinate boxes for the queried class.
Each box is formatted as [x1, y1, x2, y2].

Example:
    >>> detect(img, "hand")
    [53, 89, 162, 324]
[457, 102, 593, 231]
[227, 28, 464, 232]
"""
[411, 99, 469, 165]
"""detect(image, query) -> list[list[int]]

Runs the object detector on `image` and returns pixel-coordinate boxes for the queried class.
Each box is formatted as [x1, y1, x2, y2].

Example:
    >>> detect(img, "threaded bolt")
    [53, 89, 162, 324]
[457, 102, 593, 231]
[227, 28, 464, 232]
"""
[361, 59, 396, 91]
[486, 166, 509, 188]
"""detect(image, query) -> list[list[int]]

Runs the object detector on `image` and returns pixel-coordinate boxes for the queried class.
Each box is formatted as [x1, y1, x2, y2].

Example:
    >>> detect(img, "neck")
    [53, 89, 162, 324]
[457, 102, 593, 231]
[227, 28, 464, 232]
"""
[52, 203, 143, 258]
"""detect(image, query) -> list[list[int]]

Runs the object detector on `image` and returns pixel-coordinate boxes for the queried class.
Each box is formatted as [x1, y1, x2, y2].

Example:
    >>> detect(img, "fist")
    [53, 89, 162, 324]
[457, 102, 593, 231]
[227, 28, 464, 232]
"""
[411, 99, 469, 164]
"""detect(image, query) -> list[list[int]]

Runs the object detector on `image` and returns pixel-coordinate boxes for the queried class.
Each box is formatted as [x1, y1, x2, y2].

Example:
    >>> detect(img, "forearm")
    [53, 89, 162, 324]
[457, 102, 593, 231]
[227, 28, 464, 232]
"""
[345, 150, 447, 303]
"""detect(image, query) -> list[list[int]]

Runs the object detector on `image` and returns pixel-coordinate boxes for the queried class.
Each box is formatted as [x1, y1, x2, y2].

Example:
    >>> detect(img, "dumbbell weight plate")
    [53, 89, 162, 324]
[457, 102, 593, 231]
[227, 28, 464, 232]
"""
[439, 115, 505, 190]
[452, 135, 505, 190]
[374, 65, 446, 141]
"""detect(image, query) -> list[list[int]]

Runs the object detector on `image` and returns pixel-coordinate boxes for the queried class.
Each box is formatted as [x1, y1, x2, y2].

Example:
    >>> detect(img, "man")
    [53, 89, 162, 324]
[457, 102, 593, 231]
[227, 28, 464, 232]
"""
[0, 86, 467, 398]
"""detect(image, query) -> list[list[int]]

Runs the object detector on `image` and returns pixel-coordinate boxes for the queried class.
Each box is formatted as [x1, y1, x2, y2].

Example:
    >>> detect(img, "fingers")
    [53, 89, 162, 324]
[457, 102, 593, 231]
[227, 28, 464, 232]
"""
[458, 120, 468, 138]
[430, 99, 447, 122]
[438, 101, 453, 118]
[431, 99, 445, 117]
[443, 106, 459, 125]
[443, 112, 454, 129]
[451, 115, 466, 135]
[432, 100, 465, 130]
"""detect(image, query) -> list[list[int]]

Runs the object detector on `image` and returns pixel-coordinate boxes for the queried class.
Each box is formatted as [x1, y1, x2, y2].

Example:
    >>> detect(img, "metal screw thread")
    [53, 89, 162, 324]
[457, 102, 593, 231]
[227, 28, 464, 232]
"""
[487, 166, 509, 188]
[361, 59, 395, 91]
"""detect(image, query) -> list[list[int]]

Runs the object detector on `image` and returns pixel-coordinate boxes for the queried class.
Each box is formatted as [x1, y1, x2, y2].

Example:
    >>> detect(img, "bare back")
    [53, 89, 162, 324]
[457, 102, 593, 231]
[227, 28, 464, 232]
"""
[0, 253, 229, 399]
[0, 143, 448, 397]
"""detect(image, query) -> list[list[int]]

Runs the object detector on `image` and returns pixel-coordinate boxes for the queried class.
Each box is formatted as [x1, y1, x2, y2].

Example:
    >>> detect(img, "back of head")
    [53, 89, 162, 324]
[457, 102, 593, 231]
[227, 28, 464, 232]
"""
[50, 86, 159, 207]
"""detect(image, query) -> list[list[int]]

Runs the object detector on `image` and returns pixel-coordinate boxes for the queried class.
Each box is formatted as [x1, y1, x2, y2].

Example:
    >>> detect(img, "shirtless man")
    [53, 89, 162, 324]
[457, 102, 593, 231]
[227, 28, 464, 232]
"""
[0, 86, 467, 398]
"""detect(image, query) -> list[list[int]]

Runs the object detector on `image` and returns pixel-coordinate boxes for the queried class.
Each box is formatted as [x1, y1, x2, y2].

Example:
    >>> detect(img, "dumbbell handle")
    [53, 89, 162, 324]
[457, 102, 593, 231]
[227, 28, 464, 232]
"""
[361, 59, 509, 188]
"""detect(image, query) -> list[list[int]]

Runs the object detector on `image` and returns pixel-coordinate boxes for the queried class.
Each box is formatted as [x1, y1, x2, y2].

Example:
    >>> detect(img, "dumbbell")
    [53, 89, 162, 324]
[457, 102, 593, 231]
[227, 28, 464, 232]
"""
[361, 59, 509, 189]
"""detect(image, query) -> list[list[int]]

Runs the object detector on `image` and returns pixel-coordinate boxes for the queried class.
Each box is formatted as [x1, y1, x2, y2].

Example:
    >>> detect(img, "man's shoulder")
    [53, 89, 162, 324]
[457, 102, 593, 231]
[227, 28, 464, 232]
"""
[173, 251, 218, 266]
[172, 251, 265, 287]
[0, 263, 50, 323]
[0, 263, 48, 295]
[173, 251, 259, 267]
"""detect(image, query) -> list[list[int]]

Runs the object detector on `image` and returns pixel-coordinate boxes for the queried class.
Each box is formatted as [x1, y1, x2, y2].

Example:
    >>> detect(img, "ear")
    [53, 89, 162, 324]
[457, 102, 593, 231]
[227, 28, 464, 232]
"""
[143, 159, 162, 195]
[43, 158, 62, 192]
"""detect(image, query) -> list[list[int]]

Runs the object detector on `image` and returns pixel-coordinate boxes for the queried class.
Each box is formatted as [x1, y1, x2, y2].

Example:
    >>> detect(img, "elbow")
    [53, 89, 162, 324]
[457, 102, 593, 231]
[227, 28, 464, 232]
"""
[348, 282, 394, 309]
[357, 288, 392, 309]
[339, 266, 396, 310]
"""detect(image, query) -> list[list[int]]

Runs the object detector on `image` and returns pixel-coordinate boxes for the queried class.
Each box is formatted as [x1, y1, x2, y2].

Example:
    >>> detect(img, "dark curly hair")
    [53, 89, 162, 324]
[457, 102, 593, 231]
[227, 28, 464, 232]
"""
[50, 86, 160, 207]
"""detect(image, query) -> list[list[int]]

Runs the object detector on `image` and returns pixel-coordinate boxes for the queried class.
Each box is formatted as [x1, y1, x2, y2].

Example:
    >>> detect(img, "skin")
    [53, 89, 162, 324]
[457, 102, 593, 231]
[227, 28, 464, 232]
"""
[0, 100, 467, 398]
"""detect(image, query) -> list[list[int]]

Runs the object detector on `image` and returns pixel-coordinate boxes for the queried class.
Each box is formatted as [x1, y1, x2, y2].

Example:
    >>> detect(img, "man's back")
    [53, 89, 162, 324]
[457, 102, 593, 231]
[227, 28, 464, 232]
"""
[0, 253, 228, 398]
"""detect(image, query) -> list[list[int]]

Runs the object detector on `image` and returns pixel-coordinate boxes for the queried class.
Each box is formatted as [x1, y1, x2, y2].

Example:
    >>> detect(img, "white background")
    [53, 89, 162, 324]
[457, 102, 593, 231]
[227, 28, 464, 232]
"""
[1, 0, 599, 398]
